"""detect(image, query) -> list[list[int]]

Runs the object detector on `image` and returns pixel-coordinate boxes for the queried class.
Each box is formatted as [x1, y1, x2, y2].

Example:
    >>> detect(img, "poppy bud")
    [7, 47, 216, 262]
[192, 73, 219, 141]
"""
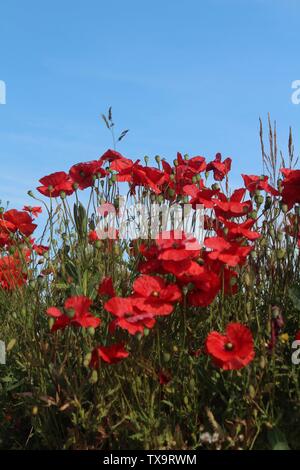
[144, 155, 149, 164]
[87, 327, 95, 336]
[184, 154, 189, 160]
[27, 190, 35, 198]
[49, 318, 55, 330]
[144, 328, 150, 336]
[276, 248, 286, 259]
[168, 188, 175, 197]
[192, 175, 197, 184]
[163, 352, 171, 362]
[274, 207, 280, 217]
[255, 195, 264, 206]
[196, 174, 201, 181]
[83, 352, 92, 368]
[249, 210, 257, 219]
[259, 356, 266, 369]
[170, 173, 175, 181]
[211, 183, 220, 191]
[73, 182, 79, 190]
[277, 231, 284, 242]
[173, 159, 178, 166]
[205, 171, 209, 179]
[182, 286, 189, 296]
[155, 155, 161, 164]
[89, 370, 98, 384]
[249, 385, 256, 399]
[66, 308, 75, 319]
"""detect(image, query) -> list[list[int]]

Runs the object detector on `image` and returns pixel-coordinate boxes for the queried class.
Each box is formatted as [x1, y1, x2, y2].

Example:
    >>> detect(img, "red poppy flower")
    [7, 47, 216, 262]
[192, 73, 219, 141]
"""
[0, 255, 26, 290]
[132, 275, 182, 316]
[89, 343, 129, 368]
[206, 153, 231, 181]
[46, 296, 101, 332]
[100, 149, 127, 163]
[295, 331, 300, 341]
[1, 209, 37, 237]
[23, 206, 42, 218]
[206, 323, 255, 370]
[214, 189, 252, 219]
[204, 236, 252, 267]
[37, 171, 74, 197]
[123, 164, 166, 194]
[242, 174, 278, 196]
[218, 217, 260, 241]
[280, 168, 300, 209]
[69, 160, 106, 190]
[187, 269, 221, 307]
[32, 244, 49, 255]
[88, 230, 100, 243]
[104, 297, 156, 335]
[98, 276, 115, 298]
[156, 230, 201, 261]
[183, 184, 219, 209]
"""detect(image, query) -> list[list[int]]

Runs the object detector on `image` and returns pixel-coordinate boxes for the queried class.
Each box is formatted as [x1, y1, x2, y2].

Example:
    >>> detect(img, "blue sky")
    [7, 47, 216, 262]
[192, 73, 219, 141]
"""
[0, 0, 300, 207]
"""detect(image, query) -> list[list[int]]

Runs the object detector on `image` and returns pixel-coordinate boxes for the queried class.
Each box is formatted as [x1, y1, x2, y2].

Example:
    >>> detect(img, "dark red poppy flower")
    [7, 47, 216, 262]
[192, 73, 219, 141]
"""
[206, 323, 255, 370]
[158, 370, 172, 385]
[295, 331, 300, 341]
[37, 171, 74, 197]
[0, 209, 37, 237]
[214, 189, 252, 219]
[98, 276, 116, 298]
[23, 206, 42, 218]
[90, 343, 129, 368]
[104, 297, 156, 335]
[132, 275, 182, 316]
[280, 168, 300, 209]
[242, 174, 278, 196]
[69, 160, 106, 190]
[206, 153, 231, 181]
[46, 296, 101, 331]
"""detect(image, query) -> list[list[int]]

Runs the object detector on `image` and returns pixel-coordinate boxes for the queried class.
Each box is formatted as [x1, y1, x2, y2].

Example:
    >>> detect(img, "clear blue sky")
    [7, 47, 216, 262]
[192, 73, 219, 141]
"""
[1, 0, 300, 207]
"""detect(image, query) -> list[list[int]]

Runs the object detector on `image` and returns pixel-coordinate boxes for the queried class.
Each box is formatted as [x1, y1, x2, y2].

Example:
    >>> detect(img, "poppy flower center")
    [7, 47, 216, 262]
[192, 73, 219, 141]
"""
[224, 341, 234, 351]
[172, 242, 180, 249]
[80, 171, 86, 177]
[152, 290, 160, 297]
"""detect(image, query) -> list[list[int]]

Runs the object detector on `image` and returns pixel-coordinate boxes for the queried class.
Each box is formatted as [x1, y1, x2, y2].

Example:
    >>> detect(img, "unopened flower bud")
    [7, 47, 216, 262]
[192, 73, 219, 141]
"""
[276, 248, 286, 259]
